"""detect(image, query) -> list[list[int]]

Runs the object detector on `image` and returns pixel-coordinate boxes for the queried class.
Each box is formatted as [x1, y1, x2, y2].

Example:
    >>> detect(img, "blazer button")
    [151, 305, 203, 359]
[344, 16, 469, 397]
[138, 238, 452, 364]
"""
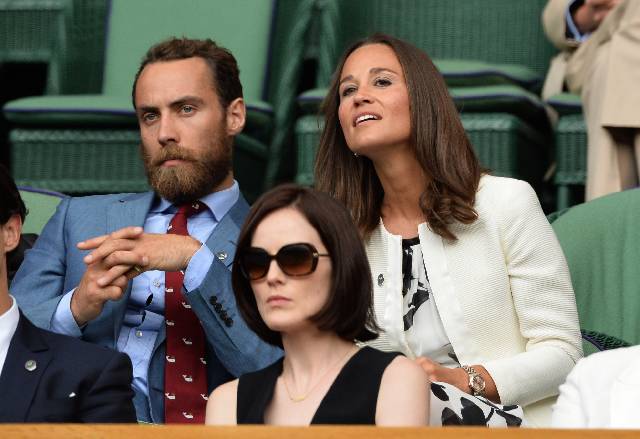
[214, 303, 222, 312]
[377, 273, 384, 286]
[224, 318, 233, 327]
[209, 296, 217, 305]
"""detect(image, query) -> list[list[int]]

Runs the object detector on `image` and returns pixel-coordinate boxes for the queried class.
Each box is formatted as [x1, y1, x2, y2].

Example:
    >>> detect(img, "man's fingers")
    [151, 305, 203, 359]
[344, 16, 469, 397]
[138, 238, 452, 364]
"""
[97, 264, 137, 287]
[102, 284, 126, 302]
[103, 251, 149, 270]
[77, 234, 109, 250]
[109, 226, 145, 240]
[79, 226, 144, 260]
[84, 238, 138, 264]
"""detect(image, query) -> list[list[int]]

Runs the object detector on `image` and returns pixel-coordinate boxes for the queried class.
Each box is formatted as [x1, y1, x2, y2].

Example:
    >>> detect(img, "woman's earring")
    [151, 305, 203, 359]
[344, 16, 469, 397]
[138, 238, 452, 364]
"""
[353, 152, 359, 157]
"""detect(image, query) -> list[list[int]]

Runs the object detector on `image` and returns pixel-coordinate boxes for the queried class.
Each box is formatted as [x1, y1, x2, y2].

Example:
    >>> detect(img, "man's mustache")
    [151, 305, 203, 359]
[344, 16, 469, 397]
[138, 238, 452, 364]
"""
[151, 145, 197, 166]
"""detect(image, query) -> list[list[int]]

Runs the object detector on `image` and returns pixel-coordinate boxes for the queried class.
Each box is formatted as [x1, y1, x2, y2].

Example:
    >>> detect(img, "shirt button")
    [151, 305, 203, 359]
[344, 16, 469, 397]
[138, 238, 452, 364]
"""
[153, 280, 161, 288]
[377, 274, 385, 286]
[135, 330, 143, 338]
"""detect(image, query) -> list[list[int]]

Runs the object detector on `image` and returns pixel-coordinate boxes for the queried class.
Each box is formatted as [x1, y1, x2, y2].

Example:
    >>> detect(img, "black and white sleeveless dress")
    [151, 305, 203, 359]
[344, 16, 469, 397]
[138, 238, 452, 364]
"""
[399, 238, 524, 426]
[236, 347, 400, 425]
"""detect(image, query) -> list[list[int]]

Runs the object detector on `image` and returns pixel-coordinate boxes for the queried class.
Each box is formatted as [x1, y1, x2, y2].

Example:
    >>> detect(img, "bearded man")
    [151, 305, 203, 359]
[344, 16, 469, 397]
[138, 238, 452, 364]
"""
[11, 37, 282, 424]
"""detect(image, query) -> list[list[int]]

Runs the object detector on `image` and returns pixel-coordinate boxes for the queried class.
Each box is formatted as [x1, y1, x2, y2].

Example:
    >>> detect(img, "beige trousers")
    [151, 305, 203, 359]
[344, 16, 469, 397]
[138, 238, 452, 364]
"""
[581, 40, 640, 200]
[566, 0, 640, 200]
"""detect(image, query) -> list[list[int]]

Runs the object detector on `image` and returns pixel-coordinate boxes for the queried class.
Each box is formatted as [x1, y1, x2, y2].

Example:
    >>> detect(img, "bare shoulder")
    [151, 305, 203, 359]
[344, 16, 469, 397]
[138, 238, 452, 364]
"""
[376, 355, 429, 426]
[206, 379, 239, 425]
[383, 355, 429, 383]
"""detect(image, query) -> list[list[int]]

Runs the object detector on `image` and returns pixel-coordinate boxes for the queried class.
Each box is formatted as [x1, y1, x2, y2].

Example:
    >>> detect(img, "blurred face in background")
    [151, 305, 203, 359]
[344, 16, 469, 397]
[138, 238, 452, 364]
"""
[135, 57, 238, 204]
[337, 43, 412, 158]
[248, 207, 332, 335]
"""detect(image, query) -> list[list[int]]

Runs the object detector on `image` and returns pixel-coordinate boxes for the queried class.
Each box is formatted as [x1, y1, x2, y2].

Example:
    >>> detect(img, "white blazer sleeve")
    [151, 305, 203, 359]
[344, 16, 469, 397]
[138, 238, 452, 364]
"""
[482, 179, 582, 406]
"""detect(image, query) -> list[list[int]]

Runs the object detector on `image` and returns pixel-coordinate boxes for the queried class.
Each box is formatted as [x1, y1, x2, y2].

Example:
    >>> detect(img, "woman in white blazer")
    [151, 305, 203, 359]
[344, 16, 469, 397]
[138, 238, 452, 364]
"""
[314, 33, 582, 427]
[552, 345, 640, 428]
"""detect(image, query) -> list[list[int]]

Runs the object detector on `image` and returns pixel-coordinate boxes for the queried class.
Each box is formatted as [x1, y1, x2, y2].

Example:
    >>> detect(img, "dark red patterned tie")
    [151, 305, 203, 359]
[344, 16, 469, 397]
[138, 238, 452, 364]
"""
[164, 202, 208, 423]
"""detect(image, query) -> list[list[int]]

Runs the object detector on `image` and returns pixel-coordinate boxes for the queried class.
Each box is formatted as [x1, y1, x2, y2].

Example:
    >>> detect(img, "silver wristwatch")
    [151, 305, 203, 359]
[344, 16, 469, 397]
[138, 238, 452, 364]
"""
[461, 365, 486, 397]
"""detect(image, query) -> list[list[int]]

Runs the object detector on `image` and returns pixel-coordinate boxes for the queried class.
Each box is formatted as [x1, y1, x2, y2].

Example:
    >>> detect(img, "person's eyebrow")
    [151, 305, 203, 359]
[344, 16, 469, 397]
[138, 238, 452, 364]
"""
[169, 95, 206, 108]
[339, 67, 399, 85]
[370, 67, 399, 76]
[339, 74, 354, 85]
[137, 96, 206, 114]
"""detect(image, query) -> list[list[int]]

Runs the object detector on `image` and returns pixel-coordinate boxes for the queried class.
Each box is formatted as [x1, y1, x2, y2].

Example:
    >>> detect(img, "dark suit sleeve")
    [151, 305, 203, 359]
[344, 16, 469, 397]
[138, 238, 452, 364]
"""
[79, 351, 137, 423]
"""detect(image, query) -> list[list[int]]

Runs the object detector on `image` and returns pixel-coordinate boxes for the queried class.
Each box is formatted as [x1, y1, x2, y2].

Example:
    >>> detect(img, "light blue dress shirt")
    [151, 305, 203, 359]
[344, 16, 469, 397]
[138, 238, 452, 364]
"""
[51, 181, 240, 397]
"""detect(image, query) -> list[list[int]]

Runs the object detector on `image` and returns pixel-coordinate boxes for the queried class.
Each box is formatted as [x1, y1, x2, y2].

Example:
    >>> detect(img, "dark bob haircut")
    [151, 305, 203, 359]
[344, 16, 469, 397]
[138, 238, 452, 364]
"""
[0, 164, 27, 225]
[315, 33, 482, 241]
[232, 184, 379, 347]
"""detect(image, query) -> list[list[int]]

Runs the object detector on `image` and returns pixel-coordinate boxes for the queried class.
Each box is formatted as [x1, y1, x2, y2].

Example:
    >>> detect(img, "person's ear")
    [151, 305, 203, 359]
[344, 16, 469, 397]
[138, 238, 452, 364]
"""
[1, 214, 22, 253]
[225, 97, 246, 136]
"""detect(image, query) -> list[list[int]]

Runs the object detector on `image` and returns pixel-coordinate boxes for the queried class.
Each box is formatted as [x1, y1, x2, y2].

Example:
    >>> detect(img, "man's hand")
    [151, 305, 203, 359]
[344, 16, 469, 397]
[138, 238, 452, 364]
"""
[573, 0, 621, 34]
[71, 227, 148, 326]
[70, 226, 201, 326]
[79, 226, 202, 285]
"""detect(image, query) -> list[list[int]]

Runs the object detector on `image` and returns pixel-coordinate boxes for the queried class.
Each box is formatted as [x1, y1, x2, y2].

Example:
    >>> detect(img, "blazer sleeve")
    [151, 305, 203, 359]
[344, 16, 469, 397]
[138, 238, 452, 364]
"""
[188, 257, 282, 377]
[482, 180, 582, 406]
[11, 197, 73, 330]
[80, 350, 137, 423]
[543, 0, 576, 50]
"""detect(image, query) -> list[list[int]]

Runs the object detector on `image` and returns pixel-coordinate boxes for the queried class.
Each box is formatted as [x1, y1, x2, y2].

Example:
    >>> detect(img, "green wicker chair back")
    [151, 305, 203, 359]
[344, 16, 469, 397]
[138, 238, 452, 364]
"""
[3, 0, 319, 199]
[102, 0, 272, 102]
[316, 0, 555, 89]
[18, 187, 66, 234]
[552, 189, 640, 345]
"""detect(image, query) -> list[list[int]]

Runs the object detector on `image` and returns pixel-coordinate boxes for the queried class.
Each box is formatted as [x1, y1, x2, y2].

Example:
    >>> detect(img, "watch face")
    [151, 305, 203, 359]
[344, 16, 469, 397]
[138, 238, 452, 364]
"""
[471, 375, 485, 392]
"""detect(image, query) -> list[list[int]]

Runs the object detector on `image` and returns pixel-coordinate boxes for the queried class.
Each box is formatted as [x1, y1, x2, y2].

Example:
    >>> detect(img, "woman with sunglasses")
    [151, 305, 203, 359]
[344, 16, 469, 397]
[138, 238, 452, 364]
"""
[205, 184, 429, 426]
[314, 33, 582, 427]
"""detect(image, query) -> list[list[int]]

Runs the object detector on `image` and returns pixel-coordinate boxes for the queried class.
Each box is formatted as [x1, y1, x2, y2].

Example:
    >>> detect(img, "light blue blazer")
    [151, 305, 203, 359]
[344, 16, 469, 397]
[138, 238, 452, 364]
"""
[11, 191, 282, 423]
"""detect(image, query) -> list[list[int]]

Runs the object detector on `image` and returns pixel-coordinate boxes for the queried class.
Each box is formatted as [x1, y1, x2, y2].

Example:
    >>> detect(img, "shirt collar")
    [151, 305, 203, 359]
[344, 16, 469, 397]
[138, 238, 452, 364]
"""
[151, 180, 240, 221]
[0, 295, 20, 347]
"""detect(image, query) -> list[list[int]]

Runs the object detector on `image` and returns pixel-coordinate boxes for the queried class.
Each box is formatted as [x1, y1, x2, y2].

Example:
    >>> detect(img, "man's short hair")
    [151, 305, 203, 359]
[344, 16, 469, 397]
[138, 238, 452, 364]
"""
[0, 164, 27, 225]
[132, 37, 243, 109]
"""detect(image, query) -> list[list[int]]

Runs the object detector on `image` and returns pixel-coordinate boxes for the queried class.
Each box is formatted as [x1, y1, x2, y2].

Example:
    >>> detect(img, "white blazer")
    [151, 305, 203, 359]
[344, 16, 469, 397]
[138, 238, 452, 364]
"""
[553, 346, 640, 428]
[364, 175, 582, 427]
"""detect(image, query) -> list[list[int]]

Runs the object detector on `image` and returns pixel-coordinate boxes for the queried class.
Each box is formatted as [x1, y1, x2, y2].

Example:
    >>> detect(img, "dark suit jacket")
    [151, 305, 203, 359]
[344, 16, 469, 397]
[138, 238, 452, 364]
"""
[0, 312, 136, 423]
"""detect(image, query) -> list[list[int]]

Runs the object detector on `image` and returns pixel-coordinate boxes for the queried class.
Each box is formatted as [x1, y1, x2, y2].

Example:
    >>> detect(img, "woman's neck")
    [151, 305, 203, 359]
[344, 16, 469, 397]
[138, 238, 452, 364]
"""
[280, 330, 355, 381]
[371, 149, 427, 234]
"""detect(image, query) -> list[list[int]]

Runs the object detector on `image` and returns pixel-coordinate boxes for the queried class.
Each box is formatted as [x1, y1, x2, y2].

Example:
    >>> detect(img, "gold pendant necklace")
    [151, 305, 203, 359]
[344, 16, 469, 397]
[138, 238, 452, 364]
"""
[282, 346, 355, 403]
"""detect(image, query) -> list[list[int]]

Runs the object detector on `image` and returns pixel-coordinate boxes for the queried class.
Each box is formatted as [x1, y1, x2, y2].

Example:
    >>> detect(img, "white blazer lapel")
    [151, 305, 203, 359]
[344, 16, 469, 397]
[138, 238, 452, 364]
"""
[610, 357, 640, 428]
[418, 223, 480, 364]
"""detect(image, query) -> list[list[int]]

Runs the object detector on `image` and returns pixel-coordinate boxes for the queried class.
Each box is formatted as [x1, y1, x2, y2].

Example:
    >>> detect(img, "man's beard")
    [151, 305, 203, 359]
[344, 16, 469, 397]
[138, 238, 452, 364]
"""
[141, 139, 232, 205]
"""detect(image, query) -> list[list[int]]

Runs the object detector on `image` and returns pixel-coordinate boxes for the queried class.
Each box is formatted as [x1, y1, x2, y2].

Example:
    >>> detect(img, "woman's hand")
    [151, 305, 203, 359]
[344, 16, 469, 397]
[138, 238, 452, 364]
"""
[415, 357, 469, 392]
[415, 357, 500, 403]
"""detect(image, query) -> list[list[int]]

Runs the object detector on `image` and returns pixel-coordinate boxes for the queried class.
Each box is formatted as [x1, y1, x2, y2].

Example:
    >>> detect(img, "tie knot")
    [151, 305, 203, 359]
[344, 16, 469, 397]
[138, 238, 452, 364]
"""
[168, 202, 202, 235]
[176, 202, 202, 218]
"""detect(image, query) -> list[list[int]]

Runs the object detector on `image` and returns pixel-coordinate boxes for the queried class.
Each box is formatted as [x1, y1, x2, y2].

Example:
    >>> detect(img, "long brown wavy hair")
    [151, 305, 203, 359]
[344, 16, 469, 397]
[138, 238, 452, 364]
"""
[314, 33, 482, 241]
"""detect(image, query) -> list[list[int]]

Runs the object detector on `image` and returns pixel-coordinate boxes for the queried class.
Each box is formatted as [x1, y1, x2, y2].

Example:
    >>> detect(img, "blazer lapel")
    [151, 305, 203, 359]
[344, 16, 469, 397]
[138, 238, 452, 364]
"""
[610, 355, 640, 427]
[204, 194, 249, 268]
[418, 224, 480, 364]
[105, 192, 156, 343]
[0, 313, 52, 422]
[152, 194, 248, 351]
